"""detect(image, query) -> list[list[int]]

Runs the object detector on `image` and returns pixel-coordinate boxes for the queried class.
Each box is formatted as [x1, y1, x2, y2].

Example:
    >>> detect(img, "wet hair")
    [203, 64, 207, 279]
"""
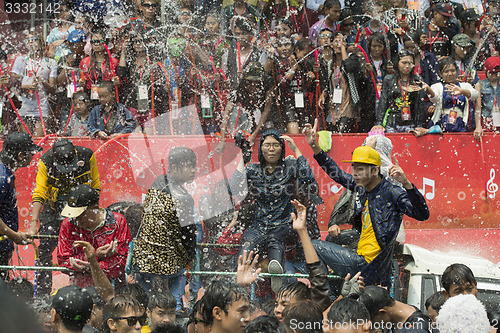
[103, 295, 144, 333]
[294, 37, 314, 52]
[201, 280, 250, 325]
[151, 323, 184, 333]
[72, 91, 89, 102]
[323, 0, 341, 10]
[85, 286, 106, 309]
[403, 29, 421, 46]
[327, 298, 371, 325]
[358, 285, 395, 319]
[441, 263, 477, 293]
[248, 300, 265, 316]
[283, 301, 323, 333]
[205, 10, 221, 23]
[0, 280, 43, 333]
[438, 56, 458, 73]
[425, 291, 447, 312]
[99, 80, 115, 93]
[147, 290, 176, 311]
[276, 281, 311, 303]
[7, 277, 34, 305]
[261, 299, 278, 316]
[124, 203, 144, 239]
[339, 8, 353, 23]
[258, 129, 286, 166]
[244, 315, 286, 333]
[368, 32, 387, 55]
[232, 16, 253, 35]
[168, 147, 196, 171]
[115, 284, 149, 309]
[278, 18, 293, 30]
[318, 28, 335, 42]
[395, 49, 418, 80]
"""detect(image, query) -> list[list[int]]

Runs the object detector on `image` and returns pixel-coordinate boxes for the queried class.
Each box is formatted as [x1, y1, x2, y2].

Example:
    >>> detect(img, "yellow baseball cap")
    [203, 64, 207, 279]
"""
[342, 146, 381, 167]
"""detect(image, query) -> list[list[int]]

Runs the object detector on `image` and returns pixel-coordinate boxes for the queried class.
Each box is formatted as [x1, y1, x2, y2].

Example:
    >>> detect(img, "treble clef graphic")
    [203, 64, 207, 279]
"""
[487, 168, 498, 199]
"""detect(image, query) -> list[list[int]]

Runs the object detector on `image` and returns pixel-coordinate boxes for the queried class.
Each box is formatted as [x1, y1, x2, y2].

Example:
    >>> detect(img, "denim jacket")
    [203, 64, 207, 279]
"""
[314, 151, 429, 286]
[87, 103, 136, 136]
[480, 79, 500, 118]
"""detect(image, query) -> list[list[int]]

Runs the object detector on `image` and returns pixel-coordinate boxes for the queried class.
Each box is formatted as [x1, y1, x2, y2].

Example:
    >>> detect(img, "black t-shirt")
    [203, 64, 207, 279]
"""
[400, 307, 434, 332]
[425, 27, 453, 58]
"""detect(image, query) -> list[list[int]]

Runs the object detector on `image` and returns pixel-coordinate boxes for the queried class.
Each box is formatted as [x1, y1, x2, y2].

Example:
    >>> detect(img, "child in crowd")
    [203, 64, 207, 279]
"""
[60, 91, 91, 136]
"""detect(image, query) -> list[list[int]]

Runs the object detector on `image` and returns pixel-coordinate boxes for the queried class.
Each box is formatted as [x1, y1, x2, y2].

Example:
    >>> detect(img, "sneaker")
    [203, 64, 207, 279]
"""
[268, 259, 283, 293]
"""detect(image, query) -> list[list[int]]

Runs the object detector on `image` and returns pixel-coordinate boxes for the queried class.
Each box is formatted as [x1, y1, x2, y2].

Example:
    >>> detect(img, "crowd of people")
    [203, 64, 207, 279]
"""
[0, 0, 500, 331]
[0, 0, 500, 139]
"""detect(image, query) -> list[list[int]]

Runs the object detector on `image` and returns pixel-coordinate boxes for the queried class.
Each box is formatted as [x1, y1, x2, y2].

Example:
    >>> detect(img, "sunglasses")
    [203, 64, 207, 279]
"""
[113, 314, 147, 326]
[180, 10, 192, 15]
[319, 34, 333, 39]
[142, 2, 158, 8]
[91, 39, 104, 45]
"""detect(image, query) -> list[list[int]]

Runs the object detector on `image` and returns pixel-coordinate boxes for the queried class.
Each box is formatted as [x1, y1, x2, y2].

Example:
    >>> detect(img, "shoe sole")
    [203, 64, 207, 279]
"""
[268, 260, 283, 293]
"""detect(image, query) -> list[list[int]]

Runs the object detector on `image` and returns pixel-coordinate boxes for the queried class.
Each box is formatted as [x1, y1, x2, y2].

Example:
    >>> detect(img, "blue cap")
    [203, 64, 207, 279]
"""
[66, 30, 86, 43]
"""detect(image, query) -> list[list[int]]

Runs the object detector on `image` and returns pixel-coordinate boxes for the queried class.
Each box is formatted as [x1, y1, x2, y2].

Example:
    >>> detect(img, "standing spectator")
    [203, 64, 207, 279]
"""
[402, 30, 440, 86]
[0, 133, 41, 279]
[57, 184, 131, 287]
[132, 147, 198, 310]
[474, 56, 500, 140]
[451, 34, 479, 84]
[10, 33, 57, 137]
[475, 0, 500, 70]
[309, 0, 341, 46]
[367, 32, 391, 115]
[458, 8, 481, 51]
[373, 50, 428, 133]
[46, 0, 76, 60]
[29, 138, 100, 296]
[382, 0, 421, 54]
[421, 2, 455, 58]
[304, 120, 429, 287]
[51, 285, 94, 333]
[87, 81, 136, 139]
[221, 0, 260, 34]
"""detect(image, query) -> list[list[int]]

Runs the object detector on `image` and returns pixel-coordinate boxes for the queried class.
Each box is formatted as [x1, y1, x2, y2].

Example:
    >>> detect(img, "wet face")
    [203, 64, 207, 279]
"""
[141, 0, 159, 18]
[68, 41, 85, 55]
[276, 23, 292, 39]
[74, 16, 88, 32]
[172, 163, 196, 184]
[427, 306, 439, 322]
[277, 41, 293, 58]
[26, 34, 42, 54]
[73, 97, 90, 116]
[108, 308, 144, 333]
[440, 64, 457, 83]
[261, 136, 282, 166]
[295, 45, 313, 60]
[179, 8, 192, 24]
[149, 306, 176, 330]
[398, 55, 414, 76]
[370, 40, 384, 58]
[233, 26, 253, 45]
[133, 38, 145, 53]
[98, 87, 115, 107]
[352, 163, 378, 188]
[327, 5, 341, 22]
[453, 44, 470, 60]
[332, 33, 344, 53]
[205, 16, 219, 34]
[318, 31, 334, 47]
[91, 34, 105, 52]
[219, 299, 250, 333]
[274, 292, 299, 322]
[488, 2, 500, 16]
[447, 282, 478, 297]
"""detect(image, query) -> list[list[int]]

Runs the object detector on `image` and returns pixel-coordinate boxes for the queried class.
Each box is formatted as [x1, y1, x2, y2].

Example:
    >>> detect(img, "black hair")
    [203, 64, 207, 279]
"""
[339, 8, 353, 23]
[201, 280, 250, 325]
[168, 146, 197, 171]
[147, 290, 176, 311]
[244, 315, 286, 333]
[124, 203, 144, 239]
[278, 18, 293, 30]
[368, 32, 387, 55]
[150, 323, 184, 333]
[294, 37, 314, 52]
[85, 286, 106, 309]
[327, 298, 370, 325]
[72, 91, 89, 102]
[103, 295, 144, 333]
[318, 28, 335, 42]
[358, 285, 395, 319]
[438, 56, 458, 73]
[276, 281, 311, 303]
[403, 29, 421, 45]
[441, 263, 477, 293]
[248, 300, 265, 316]
[206, 10, 221, 23]
[323, 0, 341, 10]
[283, 301, 323, 333]
[7, 277, 34, 306]
[424, 291, 446, 312]
[261, 299, 278, 316]
[115, 284, 149, 309]
[0, 281, 43, 333]
[107, 201, 136, 216]
[394, 49, 419, 81]
[232, 16, 253, 35]
[99, 80, 115, 93]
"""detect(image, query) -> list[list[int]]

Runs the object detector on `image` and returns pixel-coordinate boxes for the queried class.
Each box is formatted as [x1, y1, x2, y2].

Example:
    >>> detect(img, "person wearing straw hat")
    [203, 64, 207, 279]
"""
[303, 119, 429, 290]
[0, 132, 41, 279]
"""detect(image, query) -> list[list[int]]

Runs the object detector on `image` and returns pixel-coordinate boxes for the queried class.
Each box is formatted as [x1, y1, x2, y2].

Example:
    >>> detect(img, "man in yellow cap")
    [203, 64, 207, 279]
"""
[303, 119, 429, 291]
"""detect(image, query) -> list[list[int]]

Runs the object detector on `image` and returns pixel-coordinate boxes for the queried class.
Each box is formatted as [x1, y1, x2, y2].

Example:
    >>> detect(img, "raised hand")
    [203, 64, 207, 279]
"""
[291, 199, 307, 232]
[388, 155, 412, 188]
[237, 250, 261, 286]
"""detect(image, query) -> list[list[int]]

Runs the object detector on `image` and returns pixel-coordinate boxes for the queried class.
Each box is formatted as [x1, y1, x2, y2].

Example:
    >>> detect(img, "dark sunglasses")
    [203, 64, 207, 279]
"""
[91, 39, 104, 45]
[113, 314, 147, 326]
[142, 2, 158, 8]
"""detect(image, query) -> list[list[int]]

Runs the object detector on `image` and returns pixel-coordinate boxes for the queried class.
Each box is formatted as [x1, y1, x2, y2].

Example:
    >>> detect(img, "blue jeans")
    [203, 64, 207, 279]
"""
[311, 240, 367, 278]
[239, 224, 298, 267]
[135, 269, 186, 310]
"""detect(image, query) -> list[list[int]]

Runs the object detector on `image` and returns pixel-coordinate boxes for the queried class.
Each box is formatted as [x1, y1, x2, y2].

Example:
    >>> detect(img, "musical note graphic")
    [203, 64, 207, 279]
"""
[419, 177, 435, 200]
[487, 168, 498, 199]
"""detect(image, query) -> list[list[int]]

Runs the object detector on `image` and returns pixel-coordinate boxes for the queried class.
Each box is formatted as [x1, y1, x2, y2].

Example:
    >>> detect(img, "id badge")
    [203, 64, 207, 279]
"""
[295, 92, 304, 108]
[376, 83, 382, 96]
[66, 83, 75, 98]
[492, 105, 500, 127]
[91, 85, 99, 100]
[271, 19, 277, 30]
[401, 105, 411, 121]
[0, 100, 3, 118]
[201, 93, 213, 118]
[138, 84, 148, 100]
[448, 110, 458, 125]
[333, 89, 342, 104]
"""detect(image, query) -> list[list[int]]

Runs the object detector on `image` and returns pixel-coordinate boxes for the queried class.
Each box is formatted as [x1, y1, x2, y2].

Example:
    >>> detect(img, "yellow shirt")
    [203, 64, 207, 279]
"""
[141, 325, 151, 333]
[356, 201, 381, 263]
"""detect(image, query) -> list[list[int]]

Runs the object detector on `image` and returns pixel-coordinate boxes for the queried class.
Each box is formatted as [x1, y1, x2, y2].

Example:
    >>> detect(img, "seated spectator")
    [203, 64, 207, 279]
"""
[51, 285, 94, 333]
[358, 285, 433, 331]
[87, 81, 136, 139]
[474, 56, 500, 140]
[436, 294, 490, 333]
[57, 184, 131, 287]
[102, 295, 147, 333]
[60, 91, 91, 136]
[424, 291, 446, 322]
[327, 298, 371, 333]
